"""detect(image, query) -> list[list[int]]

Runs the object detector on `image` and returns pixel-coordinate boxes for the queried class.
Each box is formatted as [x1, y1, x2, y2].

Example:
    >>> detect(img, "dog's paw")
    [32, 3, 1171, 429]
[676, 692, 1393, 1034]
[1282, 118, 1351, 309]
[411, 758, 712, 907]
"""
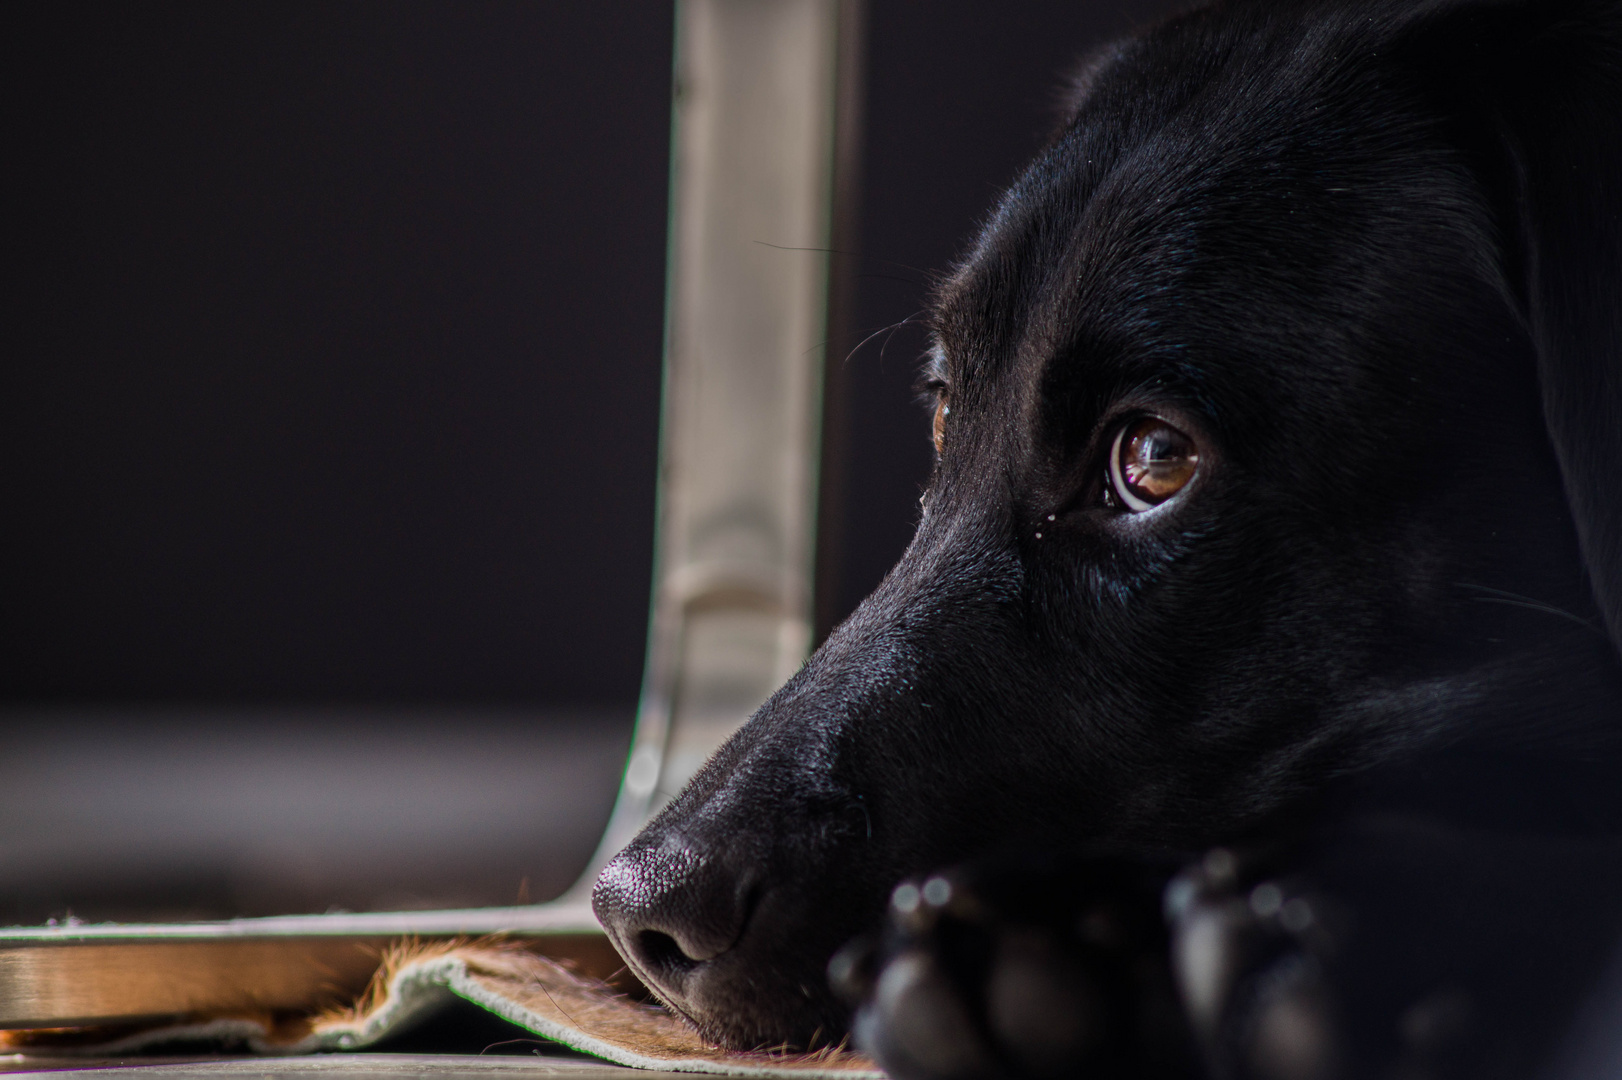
[1165, 849, 1346, 1080]
[1168, 841, 1524, 1080]
[829, 859, 1191, 1080]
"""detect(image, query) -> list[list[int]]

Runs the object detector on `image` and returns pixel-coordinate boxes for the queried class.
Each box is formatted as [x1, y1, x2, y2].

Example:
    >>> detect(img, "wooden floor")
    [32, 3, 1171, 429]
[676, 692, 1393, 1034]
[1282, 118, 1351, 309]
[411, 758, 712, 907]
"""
[0, 1056, 685, 1080]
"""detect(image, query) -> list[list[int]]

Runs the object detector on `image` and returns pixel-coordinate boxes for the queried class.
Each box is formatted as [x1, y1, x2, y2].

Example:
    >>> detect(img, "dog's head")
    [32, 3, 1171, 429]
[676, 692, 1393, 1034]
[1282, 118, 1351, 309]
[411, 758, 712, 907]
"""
[594, 0, 1622, 1049]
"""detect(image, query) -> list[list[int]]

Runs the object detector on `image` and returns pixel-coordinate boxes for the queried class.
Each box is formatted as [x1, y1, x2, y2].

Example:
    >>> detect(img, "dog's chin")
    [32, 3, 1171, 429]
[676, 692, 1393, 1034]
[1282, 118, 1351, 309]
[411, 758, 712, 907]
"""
[643, 951, 851, 1051]
[611, 885, 861, 1051]
[597, 847, 874, 1051]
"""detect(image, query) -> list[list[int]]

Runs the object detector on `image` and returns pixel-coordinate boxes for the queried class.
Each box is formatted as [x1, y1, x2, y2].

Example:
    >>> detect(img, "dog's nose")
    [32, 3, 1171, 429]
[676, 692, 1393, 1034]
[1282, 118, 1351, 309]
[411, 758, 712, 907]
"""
[592, 836, 762, 993]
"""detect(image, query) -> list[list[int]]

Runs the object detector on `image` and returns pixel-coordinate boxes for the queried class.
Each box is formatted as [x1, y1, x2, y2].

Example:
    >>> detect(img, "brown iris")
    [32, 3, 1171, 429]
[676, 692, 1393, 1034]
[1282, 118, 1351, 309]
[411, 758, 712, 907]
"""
[932, 398, 950, 454]
[1109, 417, 1198, 511]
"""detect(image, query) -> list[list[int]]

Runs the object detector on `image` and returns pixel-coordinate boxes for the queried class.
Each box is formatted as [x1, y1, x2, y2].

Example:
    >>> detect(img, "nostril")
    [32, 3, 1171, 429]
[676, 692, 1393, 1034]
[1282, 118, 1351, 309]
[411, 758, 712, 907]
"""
[593, 841, 766, 987]
[637, 929, 701, 977]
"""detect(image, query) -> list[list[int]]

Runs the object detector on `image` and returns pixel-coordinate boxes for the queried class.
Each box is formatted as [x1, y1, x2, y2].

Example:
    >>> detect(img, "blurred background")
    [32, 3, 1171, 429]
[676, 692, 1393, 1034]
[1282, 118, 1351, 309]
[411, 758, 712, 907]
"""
[2, 0, 1181, 925]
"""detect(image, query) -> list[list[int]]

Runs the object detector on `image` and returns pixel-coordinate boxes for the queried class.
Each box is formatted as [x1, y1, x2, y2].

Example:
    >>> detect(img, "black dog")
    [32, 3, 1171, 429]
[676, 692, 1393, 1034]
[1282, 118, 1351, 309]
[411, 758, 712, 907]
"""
[594, 1, 1622, 1077]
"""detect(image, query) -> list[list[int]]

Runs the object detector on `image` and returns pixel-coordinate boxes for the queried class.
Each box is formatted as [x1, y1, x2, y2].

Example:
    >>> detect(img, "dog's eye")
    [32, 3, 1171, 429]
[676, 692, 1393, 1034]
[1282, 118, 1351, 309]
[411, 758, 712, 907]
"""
[1108, 418, 1198, 511]
[932, 399, 950, 455]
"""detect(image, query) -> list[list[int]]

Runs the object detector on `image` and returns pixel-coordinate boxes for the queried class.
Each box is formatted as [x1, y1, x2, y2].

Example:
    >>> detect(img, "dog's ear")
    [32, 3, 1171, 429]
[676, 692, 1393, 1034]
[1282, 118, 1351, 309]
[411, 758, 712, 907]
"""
[1404, 1, 1622, 650]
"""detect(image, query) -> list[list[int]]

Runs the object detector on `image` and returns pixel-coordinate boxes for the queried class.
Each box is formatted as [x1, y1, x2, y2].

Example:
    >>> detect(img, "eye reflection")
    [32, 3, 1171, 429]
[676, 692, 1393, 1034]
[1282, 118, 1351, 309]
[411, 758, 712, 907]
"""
[1109, 418, 1198, 511]
[932, 399, 950, 455]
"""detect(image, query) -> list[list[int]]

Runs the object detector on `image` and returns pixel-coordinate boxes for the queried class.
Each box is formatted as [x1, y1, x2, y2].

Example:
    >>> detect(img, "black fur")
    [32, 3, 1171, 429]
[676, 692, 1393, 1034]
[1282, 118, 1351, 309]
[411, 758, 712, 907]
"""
[593, 1, 1622, 1076]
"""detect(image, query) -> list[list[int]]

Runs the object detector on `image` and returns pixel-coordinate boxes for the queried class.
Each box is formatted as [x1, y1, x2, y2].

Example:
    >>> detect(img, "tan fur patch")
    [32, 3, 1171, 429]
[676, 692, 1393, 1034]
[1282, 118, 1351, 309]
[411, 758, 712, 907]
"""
[316, 938, 879, 1074]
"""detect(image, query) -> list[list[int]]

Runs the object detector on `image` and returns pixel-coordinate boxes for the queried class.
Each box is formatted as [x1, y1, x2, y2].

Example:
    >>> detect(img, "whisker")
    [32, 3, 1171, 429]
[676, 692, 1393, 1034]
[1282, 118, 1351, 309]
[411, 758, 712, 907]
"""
[877, 312, 928, 370]
[1455, 583, 1607, 637]
[845, 310, 926, 368]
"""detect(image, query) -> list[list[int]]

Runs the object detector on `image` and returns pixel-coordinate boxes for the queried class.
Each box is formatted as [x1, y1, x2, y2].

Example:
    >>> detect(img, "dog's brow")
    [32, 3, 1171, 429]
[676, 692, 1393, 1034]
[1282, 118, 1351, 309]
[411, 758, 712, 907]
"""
[922, 343, 948, 389]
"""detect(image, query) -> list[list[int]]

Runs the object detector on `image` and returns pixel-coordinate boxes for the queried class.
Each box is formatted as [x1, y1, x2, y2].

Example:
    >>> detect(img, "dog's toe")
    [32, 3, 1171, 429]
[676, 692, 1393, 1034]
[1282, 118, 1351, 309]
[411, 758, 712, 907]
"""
[856, 946, 1003, 1080]
[984, 927, 1115, 1076]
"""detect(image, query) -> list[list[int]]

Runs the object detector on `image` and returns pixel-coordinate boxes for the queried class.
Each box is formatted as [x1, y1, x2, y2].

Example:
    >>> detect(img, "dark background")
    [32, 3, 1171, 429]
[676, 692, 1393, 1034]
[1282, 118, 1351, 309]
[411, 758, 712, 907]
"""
[5, 4, 673, 707]
[2, 0, 1180, 921]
